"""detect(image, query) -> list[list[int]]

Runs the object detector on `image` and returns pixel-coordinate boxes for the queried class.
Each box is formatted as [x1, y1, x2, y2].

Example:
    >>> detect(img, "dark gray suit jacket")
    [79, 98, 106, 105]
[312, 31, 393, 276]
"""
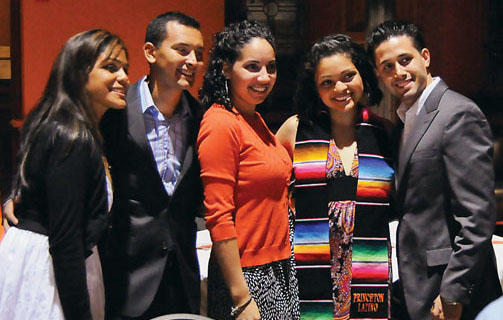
[100, 80, 203, 317]
[395, 80, 501, 319]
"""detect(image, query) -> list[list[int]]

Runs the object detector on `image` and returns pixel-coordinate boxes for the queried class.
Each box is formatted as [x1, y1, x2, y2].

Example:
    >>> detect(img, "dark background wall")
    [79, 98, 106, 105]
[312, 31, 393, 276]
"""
[0, 0, 225, 200]
[224, 0, 503, 230]
[19, 0, 225, 116]
[1, 0, 502, 221]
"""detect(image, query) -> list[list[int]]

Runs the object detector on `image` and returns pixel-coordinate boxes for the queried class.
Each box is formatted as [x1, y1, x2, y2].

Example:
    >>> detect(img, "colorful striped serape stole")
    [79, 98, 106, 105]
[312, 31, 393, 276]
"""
[293, 138, 393, 319]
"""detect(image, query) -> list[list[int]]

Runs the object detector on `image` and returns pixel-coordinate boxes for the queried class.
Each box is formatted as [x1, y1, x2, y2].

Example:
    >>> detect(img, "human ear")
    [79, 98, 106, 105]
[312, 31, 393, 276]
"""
[421, 48, 431, 68]
[373, 67, 382, 80]
[222, 62, 232, 80]
[143, 42, 157, 64]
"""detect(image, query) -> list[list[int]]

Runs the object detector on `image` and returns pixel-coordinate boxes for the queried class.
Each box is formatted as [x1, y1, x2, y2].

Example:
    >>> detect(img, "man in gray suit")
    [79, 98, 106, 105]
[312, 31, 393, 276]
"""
[367, 21, 502, 320]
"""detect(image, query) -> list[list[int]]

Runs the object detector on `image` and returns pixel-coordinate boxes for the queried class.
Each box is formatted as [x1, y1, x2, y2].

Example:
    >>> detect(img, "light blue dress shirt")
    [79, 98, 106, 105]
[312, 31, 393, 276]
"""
[476, 296, 503, 319]
[139, 76, 190, 196]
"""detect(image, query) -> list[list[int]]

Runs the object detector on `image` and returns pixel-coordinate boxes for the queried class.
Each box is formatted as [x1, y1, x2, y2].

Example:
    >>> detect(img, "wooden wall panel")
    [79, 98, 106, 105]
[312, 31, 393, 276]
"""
[0, 0, 9, 46]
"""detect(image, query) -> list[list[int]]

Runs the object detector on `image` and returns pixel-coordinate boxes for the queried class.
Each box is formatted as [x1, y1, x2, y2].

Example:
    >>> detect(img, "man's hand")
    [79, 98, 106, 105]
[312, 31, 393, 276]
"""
[431, 295, 463, 320]
[2, 199, 18, 231]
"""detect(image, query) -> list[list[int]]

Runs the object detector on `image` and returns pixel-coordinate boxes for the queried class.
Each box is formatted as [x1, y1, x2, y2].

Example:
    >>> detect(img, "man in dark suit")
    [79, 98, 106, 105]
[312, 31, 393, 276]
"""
[100, 11, 204, 319]
[2, 11, 205, 319]
[367, 21, 502, 320]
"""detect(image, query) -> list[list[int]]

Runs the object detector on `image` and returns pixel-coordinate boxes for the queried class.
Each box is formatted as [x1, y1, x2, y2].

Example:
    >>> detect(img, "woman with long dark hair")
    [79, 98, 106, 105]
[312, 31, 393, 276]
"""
[198, 20, 300, 320]
[276, 34, 394, 319]
[0, 29, 129, 320]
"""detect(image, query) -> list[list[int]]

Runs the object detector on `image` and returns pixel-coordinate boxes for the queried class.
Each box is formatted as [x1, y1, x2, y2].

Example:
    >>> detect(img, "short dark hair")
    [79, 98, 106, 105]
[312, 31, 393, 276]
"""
[145, 11, 200, 47]
[367, 20, 426, 67]
[199, 20, 276, 111]
[295, 34, 382, 123]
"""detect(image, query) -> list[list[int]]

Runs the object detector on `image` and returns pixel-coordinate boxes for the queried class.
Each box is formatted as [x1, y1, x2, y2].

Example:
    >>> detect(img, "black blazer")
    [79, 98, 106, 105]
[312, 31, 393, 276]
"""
[14, 122, 107, 320]
[100, 81, 203, 317]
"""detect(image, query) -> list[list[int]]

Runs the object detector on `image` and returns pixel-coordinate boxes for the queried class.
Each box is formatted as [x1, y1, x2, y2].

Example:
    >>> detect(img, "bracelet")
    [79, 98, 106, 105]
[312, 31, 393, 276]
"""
[230, 296, 253, 318]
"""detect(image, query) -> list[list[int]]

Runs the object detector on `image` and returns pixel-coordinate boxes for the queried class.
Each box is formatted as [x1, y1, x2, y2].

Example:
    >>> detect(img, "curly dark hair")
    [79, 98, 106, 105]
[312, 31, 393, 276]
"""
[295, 34, 382, 124]
[199, 20, 276, 111]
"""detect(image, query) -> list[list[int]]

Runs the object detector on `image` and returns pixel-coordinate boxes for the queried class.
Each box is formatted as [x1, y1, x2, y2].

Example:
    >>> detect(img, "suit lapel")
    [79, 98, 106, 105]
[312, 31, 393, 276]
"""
[127, 81, 157, 165]
[126, 83, 202, 198]
[396, 80, 448, 190]
[126, 81, 172, 203]
[171, 91, 202, 196]
[173, 146, 194, 191]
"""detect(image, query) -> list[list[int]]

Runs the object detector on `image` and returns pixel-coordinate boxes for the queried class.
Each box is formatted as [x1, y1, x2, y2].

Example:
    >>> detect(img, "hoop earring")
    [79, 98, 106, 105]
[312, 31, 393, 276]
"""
[224, 79, 232, 107]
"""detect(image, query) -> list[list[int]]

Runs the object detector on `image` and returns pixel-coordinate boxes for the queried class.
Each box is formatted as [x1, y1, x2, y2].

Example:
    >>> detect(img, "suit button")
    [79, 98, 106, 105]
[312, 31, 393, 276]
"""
[161, 241, 169, 253]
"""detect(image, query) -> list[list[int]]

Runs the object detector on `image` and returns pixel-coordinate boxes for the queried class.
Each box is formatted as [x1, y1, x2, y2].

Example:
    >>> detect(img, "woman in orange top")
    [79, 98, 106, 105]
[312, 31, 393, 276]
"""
[197, 20, 299, 320]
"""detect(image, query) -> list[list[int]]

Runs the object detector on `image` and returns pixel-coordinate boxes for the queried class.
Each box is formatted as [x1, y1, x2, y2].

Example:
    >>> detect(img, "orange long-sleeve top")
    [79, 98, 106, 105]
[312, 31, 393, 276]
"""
[197, 104, 292, 267]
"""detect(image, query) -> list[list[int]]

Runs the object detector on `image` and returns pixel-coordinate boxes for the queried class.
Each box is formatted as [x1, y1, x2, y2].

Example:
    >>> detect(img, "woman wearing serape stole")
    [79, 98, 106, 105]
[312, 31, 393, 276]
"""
[277, 34, 394, 319]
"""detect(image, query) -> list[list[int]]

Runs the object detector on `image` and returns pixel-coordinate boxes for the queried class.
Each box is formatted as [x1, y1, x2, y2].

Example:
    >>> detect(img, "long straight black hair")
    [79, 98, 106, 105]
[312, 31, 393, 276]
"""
[12, 29, 128, 198]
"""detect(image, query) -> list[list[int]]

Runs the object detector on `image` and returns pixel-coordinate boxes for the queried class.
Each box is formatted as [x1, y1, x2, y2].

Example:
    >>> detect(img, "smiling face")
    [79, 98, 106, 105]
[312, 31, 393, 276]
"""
[86, 45, 129, 119]
[315, 53, 363, 114]
[374, 35, 432, 106]
[224, 37, 277, 114]
[147, 21, 204, 90]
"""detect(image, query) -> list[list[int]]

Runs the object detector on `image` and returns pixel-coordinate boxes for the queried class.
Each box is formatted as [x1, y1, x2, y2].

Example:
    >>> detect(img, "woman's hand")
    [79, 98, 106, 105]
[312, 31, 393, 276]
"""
[212, 239, 260, 319]
[2, 199, 18, 231]
[236, 298, 260, 320]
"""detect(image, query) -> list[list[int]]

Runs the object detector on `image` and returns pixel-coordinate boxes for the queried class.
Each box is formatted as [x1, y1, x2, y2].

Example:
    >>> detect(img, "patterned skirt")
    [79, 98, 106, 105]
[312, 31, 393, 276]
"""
[207, 255, 300, 320]
[208, 207, 299, 319]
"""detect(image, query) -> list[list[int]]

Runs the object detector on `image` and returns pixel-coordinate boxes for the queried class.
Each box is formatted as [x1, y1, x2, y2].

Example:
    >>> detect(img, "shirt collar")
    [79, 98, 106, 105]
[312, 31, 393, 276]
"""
[139, 76, 155, 114]
[139, 75, 192, 119]
[396, 76, 441, 124]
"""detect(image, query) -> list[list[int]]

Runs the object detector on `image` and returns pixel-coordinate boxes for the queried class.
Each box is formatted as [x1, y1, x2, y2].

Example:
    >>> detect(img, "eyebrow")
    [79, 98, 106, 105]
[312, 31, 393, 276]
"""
[318, 68, 355, 77]
[103, 57, 126, 63]
[379, 53, 410, 65]
[378, 58, 391, 66]
[397, 53, 411, 59]
[244, 59, 276, 63]
[102, 57, 129, 68]
[172, 42, 204, 49]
